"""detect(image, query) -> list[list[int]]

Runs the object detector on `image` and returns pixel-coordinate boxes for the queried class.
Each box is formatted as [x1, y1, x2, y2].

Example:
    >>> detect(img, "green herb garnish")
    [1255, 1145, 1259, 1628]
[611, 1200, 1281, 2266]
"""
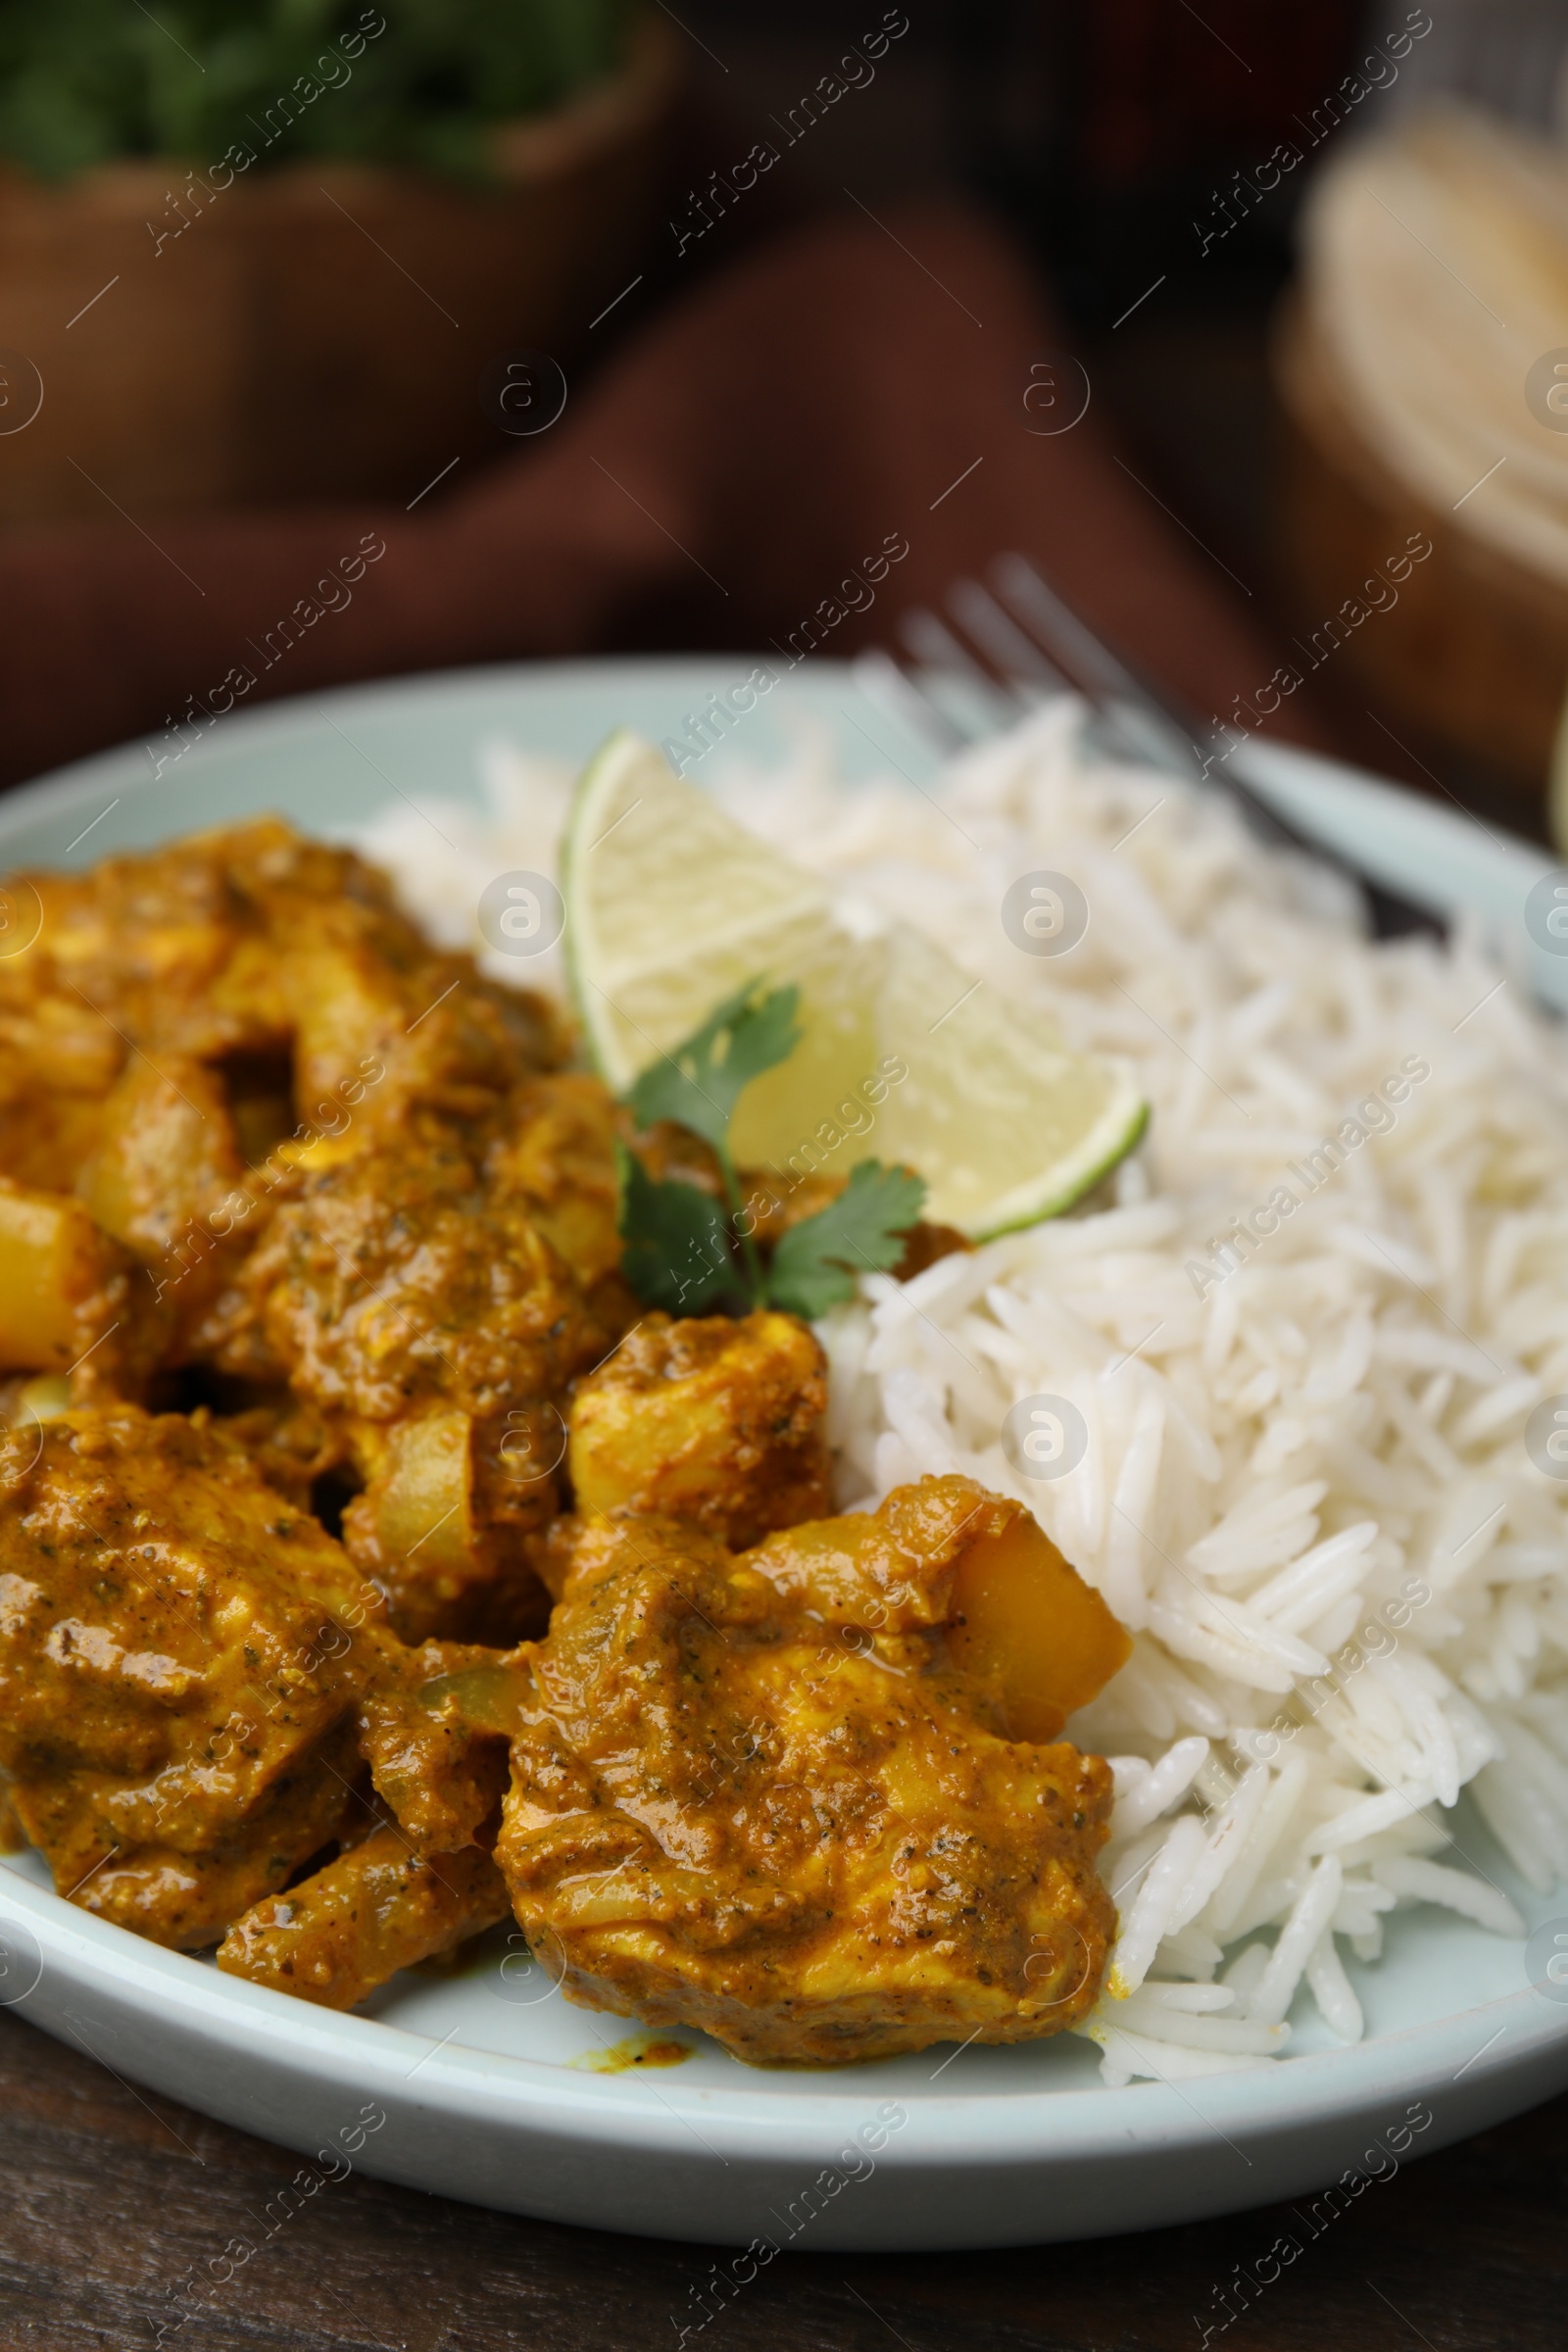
[767, 1157, 928, 1317]
[618, 979, 925, 1319]
[614, 1142, 735, 1316]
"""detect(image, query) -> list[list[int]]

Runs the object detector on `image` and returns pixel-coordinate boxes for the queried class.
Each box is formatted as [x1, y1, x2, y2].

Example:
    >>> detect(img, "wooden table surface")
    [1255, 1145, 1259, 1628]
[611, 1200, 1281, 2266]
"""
[2, 2007, 1562, 2352]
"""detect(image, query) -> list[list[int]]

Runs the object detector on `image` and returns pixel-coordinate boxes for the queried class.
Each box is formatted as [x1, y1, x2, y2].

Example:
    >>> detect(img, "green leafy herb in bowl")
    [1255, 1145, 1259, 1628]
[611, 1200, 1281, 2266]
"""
[0, 0, 630, 183]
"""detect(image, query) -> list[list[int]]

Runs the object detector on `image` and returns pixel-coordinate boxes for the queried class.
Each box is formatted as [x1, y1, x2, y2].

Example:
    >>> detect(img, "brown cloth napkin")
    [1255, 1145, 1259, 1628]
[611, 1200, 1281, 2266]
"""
[0, 202, 1323, 787]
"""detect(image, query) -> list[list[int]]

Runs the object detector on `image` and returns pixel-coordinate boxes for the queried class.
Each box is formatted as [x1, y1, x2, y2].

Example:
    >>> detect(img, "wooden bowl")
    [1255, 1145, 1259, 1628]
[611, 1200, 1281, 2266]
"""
[0, 14, 683, 521]
[1274, 293, 1568, 795]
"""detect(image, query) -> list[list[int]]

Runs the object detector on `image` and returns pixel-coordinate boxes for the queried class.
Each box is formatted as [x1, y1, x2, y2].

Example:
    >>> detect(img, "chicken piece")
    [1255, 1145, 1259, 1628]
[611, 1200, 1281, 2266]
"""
[228, 1131, 607, 1423]
[0, 817, 564, 1078]
[0, 834, 248, 1068]
[277, 931, 545, 1142]
[0, 821, 263, 1213]
[74, 1719, 366, 1950]
[487, 1072, 625, 1290]
[217, 1826, 510, 2010]
[0, 818, 614, 1607]
[220, 1118, 631, 1639]
[0, 1403, 392, 1945]
[356, 1639, 513, 1853]
[13, 811, 563, 1152]
[215, 1637, 520, 2009]
[496, 1477, 1123, 2066]
[0, 820, 574, 1409]
[244, 828, 567, 1140]
[567, 1310, 832, 1550]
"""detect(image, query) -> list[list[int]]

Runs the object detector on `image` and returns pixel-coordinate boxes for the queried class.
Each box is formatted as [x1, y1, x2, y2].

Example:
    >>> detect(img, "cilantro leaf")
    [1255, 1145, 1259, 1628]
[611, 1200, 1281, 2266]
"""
[615, 1144, 739, 1314]
[766, 1160, 928, 1318]
[626, 980, 801, 1156]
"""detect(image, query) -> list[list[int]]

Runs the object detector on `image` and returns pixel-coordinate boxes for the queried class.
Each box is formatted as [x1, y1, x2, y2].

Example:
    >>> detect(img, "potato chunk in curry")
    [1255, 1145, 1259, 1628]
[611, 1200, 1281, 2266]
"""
[566, 1308, 832, 1552]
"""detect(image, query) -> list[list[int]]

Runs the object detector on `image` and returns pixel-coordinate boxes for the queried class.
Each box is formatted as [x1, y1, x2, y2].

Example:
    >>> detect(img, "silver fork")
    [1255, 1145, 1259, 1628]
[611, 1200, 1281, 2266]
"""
[853, 553, 1440, 939]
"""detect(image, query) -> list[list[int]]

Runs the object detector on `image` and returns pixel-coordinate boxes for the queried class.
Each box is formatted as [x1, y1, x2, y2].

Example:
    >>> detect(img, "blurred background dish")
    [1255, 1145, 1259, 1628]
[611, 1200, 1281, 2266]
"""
[953, 0, 1568, 832]
[0, 3, 682, 516]
[1279, 103, 1568, 798]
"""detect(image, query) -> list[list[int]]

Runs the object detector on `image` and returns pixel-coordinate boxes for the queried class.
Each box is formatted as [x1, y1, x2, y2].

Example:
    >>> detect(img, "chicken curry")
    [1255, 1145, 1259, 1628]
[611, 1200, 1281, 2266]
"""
[0, 819, 1131, 2065]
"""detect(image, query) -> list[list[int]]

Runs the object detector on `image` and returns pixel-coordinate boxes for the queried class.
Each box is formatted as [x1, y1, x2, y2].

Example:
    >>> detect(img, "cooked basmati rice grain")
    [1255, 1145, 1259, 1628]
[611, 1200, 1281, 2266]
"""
[1220, 1940, 1272, 2007]
[1371, 1855, 1525, 1936]
[1109, 1816, 1210, 1997]
[1111, 1736, 1209, 1838]
[1250, 1858, 1345, 2026]
[1306, 1929, 1364, 2042]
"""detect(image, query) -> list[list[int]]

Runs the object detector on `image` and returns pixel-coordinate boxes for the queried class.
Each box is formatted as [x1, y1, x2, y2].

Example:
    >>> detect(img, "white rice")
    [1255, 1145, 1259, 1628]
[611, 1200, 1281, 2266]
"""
[353, 699, 1568, 2083]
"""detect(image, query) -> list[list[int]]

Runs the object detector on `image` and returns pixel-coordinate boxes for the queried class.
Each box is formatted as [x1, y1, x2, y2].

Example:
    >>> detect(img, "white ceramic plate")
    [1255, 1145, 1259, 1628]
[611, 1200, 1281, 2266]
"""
[2, 658, 1566, 2251]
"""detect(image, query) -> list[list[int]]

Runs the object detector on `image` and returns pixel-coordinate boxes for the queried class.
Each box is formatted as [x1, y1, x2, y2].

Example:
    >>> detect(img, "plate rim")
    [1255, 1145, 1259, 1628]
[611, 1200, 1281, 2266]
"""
[5, 1856, 1563, 2165]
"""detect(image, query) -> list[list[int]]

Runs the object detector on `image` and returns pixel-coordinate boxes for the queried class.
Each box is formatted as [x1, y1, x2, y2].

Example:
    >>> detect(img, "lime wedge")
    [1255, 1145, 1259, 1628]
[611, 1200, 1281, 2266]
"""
[563, 731, 1147, 1240]
[871, 923, 1148, 1235]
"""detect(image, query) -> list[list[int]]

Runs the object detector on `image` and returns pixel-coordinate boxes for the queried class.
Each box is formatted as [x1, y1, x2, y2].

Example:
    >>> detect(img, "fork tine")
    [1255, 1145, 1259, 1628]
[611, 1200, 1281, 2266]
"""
[898, 608, 1026, 716]
[989, 552, 1141, 705]
[850, 647, 967, 757]
[946, 578, 1069, 693]
[990, 552, 1203, 778]
[860, 560, 1440, 945]
[989, 558, 1432, 935]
